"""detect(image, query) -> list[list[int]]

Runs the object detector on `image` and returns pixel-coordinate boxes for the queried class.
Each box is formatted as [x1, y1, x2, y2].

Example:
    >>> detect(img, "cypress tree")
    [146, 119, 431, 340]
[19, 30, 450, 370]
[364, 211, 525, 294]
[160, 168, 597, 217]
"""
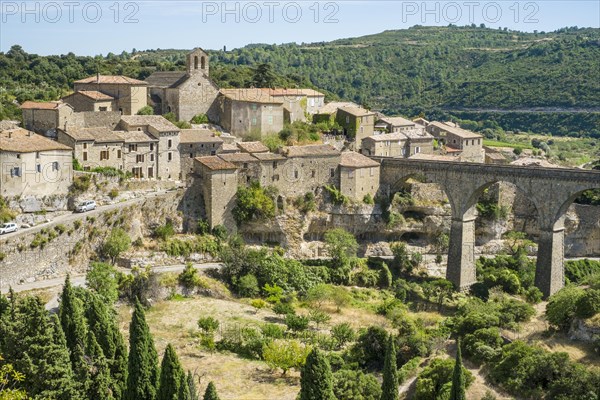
[59, 275, 89, 383]
[178, 373, 192, 400]
[124, 299, 160, 400]
[86, 330, 113, 400]
[85, 291, 128, 399]
[299, 348, 335, 400]
[157, 344, 185, 400]
[381, 337, 399, 400]
[203, 382, 220, 400]
[379, 263, 393, 289]
[4, 296, 82, 399]
[449, 339, 467, 400]
[186, 371, 199, 400]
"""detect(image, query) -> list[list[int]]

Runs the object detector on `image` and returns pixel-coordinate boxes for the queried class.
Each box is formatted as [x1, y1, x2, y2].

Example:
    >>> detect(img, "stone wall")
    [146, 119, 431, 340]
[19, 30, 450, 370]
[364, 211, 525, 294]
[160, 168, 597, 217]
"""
[0, 190, 185, 289]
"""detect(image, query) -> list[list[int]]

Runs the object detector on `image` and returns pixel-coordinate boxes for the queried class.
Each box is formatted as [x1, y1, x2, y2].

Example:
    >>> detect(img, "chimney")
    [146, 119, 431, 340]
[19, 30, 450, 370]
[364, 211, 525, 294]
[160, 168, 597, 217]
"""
[96, 71, 100, 83]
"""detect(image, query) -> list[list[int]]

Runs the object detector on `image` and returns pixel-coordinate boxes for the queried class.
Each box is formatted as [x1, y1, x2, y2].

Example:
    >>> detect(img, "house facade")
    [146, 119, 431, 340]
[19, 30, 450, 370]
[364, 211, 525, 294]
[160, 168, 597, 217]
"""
[339, 152, 380, 201]
[73, 75, 148, 115]
[21, 101, 75, 137]
[0, 128, 73, 197]
[375, 116, 417, 133]
[179, 129, 224, 177]
[335, 106, 375, 148]
[62, 90, 114, 112]
[426, 121, 484, 162]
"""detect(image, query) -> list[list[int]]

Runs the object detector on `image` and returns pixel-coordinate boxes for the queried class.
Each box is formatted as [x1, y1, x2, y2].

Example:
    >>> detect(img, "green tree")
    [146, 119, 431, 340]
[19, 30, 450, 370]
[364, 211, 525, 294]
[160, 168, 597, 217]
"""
[102, 228, 131, 264]
[84, 291, 128, 399]
[263, 340, 311, 375]
[125, 300, 159, 400]
[185, 371, 198, 400]
[379, 263, 393, 289]
[157, 344, 185, 400]
[299, 349, 335, 400]
[232, 182, 276, 225]
[324, 228, 358, 268]
[546, 286, 585, 330]
[333, 369, 381, 400]
[86, 262, 120, 303]
[251, 63, 276, 88]
[137, 106, 154, 115]
[0, 355, 28, 400]
[85, 330, 113, 400]
[59, 275, 89, 384]
[203, 382, 220, 400]
[381, 337, 399, 400]
[449, 339, 466, 400]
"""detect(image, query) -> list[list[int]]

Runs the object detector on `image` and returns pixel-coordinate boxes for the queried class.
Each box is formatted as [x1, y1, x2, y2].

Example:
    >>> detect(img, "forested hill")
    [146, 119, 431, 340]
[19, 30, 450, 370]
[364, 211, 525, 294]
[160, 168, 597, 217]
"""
[1, 25, 599, 135]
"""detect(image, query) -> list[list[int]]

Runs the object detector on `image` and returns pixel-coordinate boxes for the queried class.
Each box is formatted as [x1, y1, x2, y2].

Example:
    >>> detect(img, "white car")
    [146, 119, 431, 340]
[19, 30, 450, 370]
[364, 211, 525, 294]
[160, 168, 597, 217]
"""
[75, 200, 97, 213]
[0, 222, 18, 235]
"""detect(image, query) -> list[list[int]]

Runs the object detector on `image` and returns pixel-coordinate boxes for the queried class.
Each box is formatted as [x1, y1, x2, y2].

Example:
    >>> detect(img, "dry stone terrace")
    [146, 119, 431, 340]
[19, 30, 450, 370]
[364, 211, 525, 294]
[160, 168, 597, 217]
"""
[377, 156, 600, 297]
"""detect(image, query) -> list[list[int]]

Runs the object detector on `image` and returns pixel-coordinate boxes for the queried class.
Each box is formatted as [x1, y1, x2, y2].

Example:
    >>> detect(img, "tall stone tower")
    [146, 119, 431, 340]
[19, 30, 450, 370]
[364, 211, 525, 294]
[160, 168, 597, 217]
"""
[186, 48, 209, 76]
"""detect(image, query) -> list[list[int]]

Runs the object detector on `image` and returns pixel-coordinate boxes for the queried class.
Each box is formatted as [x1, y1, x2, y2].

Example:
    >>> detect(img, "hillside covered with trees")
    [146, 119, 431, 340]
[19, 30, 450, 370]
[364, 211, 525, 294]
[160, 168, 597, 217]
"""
[1, 25, 599, 136]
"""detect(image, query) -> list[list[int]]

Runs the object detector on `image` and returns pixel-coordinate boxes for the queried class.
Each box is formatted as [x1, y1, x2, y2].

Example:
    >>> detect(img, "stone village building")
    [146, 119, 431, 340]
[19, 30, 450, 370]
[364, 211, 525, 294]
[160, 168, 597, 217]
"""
[72, 75, 148, 116]
[426, 121, 484, 162]
[0, 128, 73, 197]
[361, 128, 434, 158]
[193, 144, 382, 231]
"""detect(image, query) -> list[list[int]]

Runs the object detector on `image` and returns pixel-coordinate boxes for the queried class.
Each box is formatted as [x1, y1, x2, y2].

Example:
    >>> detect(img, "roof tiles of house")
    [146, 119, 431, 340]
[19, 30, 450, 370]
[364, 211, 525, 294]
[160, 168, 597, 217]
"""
[74, 75, 147, 85]
[68, 90, 114, 101]
[252, 152, 286, 161]
[114, 130, 158, 143]
[339, 151, 380, 168]
[20, 101, 67, 110]
[119, 115, 179, 132]
[364, 132, 408, 142]
[221, 143, 240, 153]
[62, 127, 126, 143]
[0, 129, 72, 152]
[281, 144, 340, 158]
[218, 153, 259, 163]
[429, 121, 482, 139]
[180, 129, 223, 144]
[263, 88, 325, 97]
[402, 129, 433, 140]
[237, 141, 269, 153]
[145, 71, 188, 88]
[338, 105, 375, 117]
[379, 116, 416, 127]
[316, 102, 358, 115]
[196, 156, 237, 171]
[0, 120, 20, 130]
[220, 88, 283, 104]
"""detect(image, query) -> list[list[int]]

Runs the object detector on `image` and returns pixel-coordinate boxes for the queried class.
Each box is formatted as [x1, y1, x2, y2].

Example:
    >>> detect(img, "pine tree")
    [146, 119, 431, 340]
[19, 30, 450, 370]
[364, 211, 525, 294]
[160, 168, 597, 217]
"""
[299, 348, 335, 400]
[186, 371, 199, 400]
[85, 291, 128, 399]
[203, 382, 220, 400]
[86, 330, 113, 400]
[177, 372, 192, 400]
[381, 337, 399, 400]
[59, 275, 89, 384]
[157, 344, 185, 400]
[449, 339, 467, 400]
[124, 299, 160, 400]
[3, 296, 82, 399]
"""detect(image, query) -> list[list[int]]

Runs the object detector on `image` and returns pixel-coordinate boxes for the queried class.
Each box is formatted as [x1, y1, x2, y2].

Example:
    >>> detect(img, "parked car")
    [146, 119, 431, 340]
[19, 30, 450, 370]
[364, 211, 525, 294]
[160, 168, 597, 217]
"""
[0, 222, 18, 235]
[75, 200, 97, 213]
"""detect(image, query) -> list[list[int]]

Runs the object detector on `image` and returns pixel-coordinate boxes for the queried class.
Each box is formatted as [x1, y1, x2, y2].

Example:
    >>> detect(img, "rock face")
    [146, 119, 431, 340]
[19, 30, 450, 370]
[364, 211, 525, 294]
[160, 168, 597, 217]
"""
[569, 318, 600, 343]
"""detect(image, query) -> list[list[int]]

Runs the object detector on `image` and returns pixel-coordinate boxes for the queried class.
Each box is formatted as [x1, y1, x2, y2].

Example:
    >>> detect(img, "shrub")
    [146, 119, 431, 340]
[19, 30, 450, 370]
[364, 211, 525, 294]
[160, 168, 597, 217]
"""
[232, 182, 276, 225]
[332, 369, 381, 400]
[261, 323, 285, 339]
[363, 193, 374, 205]
[108, 188, 119, 199]
[70, 175, 91, 195]
[525, 286, 543, 304]
[191, 113, 209, 124]
[349, 326, 388, 370]
[237, 274, 260, 297]
[285, 314, 309, 332]
[575, 289, 600, 319]
[101, 228, 131, 264]
[178, 263, 206, 290]
[153, 222, 175, 241]
[263, 339, 311, 375]
[331, 323, 355, 349]
[86, 262, 119, 303]
[273, 301, 295, 316]
[324, 185, 349, 206]
[196, 219, 210, 235]
[308, 309, 331, 328]
[414, 357, 474, 400]
[462, 327, 503, 363]
[137, 105, 154, 115]
[198, 316, 219, 333]
[546, 286, 585, 330]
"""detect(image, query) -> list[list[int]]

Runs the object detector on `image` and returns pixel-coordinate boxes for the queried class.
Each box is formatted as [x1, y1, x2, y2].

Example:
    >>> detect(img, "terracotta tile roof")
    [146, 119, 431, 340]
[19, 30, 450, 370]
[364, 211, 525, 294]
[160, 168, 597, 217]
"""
[119, 115, 179, 132]
[62, 127, 126, 143]
[263, 88, 324, 97]
[145, 71, 188, 88]
[402, 129, 433, 140]
[237, 141, 269, 153]
[363, 133, 408, 142]
[252, 152, 286, 161]
[20, 101, 66, 110]
[0, 129, 72, 152]
[378, 116, 415, 127]
[281, 144, 340, 158]
[221, 143, 240, 153]
[413, 117, 429, 125]
[316, 102, 358, 115]
[339, 151, 380, 168]
[196, 156, 237, 171]
[218, 153, 259, 163]
[114, 130, 158, 143]
[338, 105, 375, 118]
[179, 129, 223, 144]
[74, 75, 147, 85]
[220, 88, 283, 104]
[72, 90, 114, 101]
[0, 120, 20, 130]
[428, 121, 482, 139]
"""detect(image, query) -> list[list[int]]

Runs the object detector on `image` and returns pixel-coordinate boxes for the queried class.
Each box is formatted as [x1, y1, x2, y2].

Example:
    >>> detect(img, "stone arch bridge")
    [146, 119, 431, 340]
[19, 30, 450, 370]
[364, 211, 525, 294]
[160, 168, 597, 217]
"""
[376, 157, 600, 297]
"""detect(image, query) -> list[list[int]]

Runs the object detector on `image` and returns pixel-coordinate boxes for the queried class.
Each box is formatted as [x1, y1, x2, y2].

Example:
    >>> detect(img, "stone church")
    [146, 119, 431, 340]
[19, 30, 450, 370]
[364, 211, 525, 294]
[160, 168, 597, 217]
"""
[145, 48, 220, 122]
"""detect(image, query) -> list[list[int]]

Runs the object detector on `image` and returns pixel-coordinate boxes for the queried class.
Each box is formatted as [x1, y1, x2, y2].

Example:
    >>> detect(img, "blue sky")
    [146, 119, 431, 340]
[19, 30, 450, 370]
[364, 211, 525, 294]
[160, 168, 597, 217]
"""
[1, 1, 599, 55]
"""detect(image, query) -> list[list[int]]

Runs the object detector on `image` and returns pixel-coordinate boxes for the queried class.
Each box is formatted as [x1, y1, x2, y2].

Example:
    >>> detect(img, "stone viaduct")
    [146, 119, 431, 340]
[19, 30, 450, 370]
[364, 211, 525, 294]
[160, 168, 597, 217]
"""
[376, 157, 600, 297]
